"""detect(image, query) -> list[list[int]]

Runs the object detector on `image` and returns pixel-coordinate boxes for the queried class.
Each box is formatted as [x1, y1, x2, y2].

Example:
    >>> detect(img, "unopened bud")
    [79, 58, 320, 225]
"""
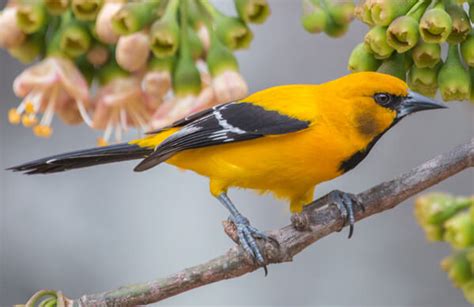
[348, 43, 381, 72]
[235, 0, 270, 24]
[438, 44, 471, 101]
[365, 25, 394, 59]
[446, 4, 471, 44]
[419, 3, 453, 43]
[412, 42, 441, 68]
[116, 31, 150, 72]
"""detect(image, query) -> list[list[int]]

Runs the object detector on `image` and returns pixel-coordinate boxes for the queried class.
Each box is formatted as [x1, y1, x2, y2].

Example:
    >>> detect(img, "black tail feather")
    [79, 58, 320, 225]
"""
[7, 143, 153, 175]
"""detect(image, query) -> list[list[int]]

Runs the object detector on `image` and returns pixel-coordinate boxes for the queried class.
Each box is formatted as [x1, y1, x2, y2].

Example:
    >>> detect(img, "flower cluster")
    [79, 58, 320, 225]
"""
[349, 0, 474, 102]
[414, 193, 474, 303]
[301, 0, 355, 37]
[2, 0, 270, 145]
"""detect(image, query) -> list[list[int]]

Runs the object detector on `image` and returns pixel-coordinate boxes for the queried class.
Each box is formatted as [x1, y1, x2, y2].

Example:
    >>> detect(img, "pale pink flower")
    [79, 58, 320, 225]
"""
[95, 1, 124, 44]
[10, 57, 91, 137]
[116, 30, 150, 72]
[92, 76, 157, 145]
[141, 70, 172, 108]
[0, 7, 26, 48]
[212, 70, 248, 103]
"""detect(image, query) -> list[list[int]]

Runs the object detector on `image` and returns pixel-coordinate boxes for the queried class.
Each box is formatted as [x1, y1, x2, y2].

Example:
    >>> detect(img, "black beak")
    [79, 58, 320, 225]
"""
[398, 90, 447, 118]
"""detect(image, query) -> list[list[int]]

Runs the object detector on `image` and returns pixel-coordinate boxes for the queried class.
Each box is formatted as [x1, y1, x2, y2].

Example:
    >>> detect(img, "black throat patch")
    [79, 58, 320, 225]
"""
[339, 118, 400, 173]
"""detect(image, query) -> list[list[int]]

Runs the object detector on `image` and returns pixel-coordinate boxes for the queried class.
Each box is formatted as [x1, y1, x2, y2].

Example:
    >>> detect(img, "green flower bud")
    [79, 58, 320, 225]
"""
[203, 0, 253, 50]
[370, 0, 418, 26]
[347, 43, 381, 72]
[444, 211, 474, 249]
[386, 16, 420, 53]
[377, 52, 406, 80]
[354, 1, 373, 26]
[97, 57, 129, 85]
[408, 62, 441, 97]
[419, 2, 453, 43]
[423, 224, 445, 241]
[235, 0, 270, 24]
[441, 251, 473, 288]
[59, 16, 92, 58]
[16, 2, 48, 34]
[412, 42, 441, 68]
[446, 4, 472, 44]
[438, 44, 471, 101]
[173, 0, 201, 97]
[111, 1, 160, 35]
[365, 25, 394, 59]
[44, 0, 69, 16]
[461, 33, 474, 66]
[414, 193, 472, 226]
[150, 0, 180, 58]
[8, 33, 44, 64]
[324, 16, 349, 38]
[207, 33, 239, 77]
[217, 16, 254, 50]
[462, 279, 474, 304]
[386, 1, 430, 53]
[71, 0, 104, 21]
[324, 0, 355, 25]
[301, 0, 328, 34]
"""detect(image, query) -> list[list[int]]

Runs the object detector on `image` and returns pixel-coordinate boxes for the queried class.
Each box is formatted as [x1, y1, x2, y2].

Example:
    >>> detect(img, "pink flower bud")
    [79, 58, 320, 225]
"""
[86, 44, 109, 66]
[115, 30, 150, 72]
[95, 1, 124, 44]
[212, 70, 248, 103]
[0, 7, 26, 48]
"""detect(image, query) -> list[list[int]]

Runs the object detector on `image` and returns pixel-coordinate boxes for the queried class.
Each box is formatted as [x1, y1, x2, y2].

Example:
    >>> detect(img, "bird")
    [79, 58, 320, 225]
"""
[9, 72, 446, 272]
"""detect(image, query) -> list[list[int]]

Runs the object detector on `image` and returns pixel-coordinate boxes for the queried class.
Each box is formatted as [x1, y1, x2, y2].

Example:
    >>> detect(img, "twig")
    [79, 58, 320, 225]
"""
[27, 139, 474, 307]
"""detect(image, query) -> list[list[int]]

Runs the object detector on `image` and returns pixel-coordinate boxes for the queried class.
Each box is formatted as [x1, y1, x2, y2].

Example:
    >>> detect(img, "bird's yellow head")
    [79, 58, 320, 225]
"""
[320, 72, 446, 142]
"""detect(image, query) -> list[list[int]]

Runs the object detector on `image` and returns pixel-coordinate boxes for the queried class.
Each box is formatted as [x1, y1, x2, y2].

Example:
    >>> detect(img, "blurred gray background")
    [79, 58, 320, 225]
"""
[1, 1, 474, 306]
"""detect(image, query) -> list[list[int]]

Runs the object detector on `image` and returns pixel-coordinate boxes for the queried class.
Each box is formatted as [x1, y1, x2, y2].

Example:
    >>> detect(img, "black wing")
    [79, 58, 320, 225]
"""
[134, 102, 310, 171]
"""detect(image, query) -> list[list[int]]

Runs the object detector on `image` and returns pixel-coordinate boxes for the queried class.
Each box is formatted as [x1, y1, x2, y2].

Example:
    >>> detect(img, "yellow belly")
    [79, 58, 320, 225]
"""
[166, 126, 357, 203]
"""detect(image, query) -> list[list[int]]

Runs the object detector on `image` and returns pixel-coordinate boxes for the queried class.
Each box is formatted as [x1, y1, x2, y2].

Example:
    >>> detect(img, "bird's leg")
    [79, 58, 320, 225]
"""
[327, 190, 365, 239]
[217, 193, 272, 272]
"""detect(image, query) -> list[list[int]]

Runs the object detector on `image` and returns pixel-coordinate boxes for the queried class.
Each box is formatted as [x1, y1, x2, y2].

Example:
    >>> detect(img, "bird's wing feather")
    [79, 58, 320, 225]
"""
[134, 102, 310, 171]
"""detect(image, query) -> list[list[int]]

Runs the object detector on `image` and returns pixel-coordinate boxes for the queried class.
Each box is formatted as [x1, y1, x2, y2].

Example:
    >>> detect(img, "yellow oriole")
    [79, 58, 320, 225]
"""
[9, 72, 445, 269]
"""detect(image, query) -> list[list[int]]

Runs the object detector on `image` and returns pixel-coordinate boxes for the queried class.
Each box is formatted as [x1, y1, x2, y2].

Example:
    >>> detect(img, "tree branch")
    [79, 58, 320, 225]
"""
[28, 139, 474, 307]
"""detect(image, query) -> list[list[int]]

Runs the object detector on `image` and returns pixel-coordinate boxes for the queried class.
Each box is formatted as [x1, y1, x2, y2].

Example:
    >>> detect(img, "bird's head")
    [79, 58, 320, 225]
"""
[323, 72, 446, 142]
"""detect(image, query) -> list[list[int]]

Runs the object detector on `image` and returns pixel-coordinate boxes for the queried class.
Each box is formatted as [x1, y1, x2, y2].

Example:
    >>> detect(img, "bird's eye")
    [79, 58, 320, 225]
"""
[374, 93, 392, 106]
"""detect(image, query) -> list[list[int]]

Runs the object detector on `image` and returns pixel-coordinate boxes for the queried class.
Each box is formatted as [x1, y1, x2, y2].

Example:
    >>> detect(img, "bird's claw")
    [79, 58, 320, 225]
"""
[230, 214, 271, 275]
[328, 190, 364, 239]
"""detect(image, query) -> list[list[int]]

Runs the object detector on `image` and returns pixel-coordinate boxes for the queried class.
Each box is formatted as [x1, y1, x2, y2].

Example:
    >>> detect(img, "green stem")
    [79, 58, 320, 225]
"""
[179, 0, 191, 58]
[407, 0, 431, 20]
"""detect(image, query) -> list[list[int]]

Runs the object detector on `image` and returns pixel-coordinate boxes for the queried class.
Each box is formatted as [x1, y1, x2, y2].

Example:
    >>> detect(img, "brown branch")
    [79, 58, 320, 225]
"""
[30, 139, 474, 307]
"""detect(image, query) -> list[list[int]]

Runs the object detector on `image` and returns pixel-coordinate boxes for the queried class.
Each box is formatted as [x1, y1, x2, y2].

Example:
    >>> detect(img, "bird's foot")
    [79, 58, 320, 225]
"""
[229, 214, 276, 275]
[328, 190, 364, 239]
